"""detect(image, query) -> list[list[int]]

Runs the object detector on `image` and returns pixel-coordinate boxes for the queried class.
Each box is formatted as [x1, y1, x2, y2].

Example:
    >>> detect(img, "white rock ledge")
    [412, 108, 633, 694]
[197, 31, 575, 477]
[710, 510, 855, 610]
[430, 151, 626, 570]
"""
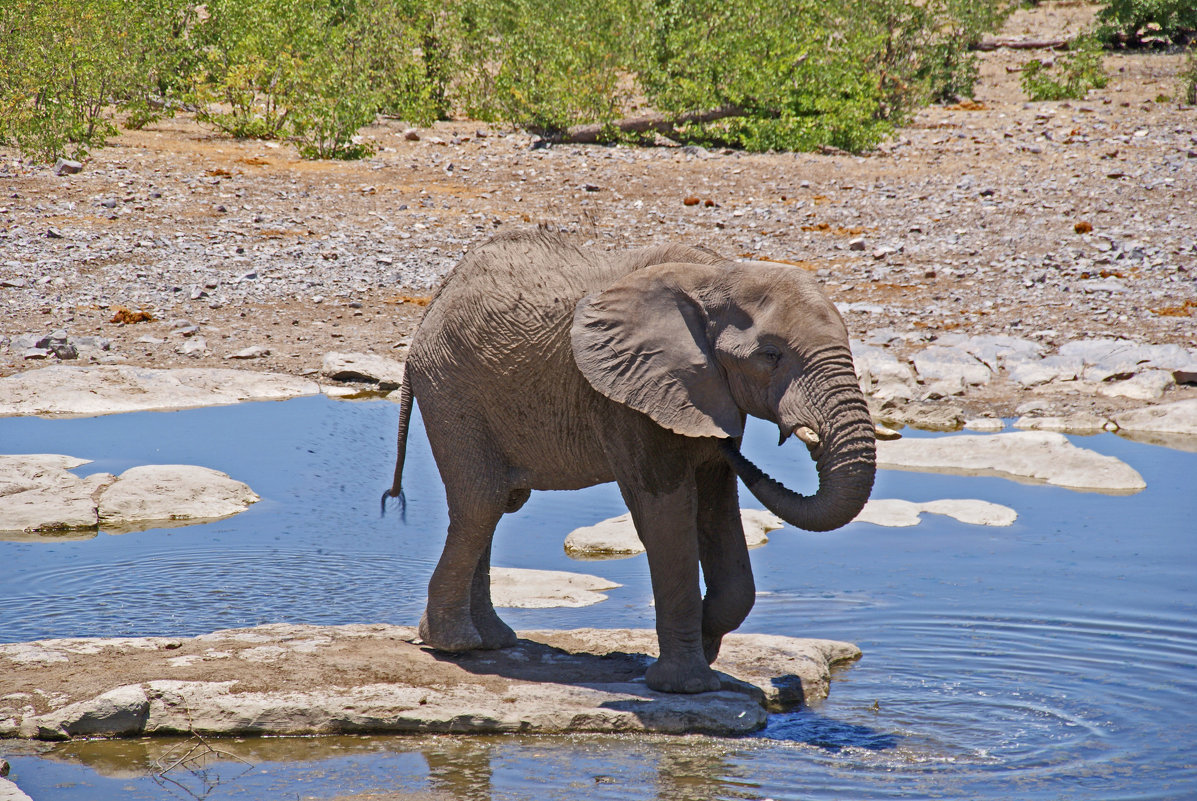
[0, 624, 861, 740]
[490, 568, 620, 608]
[0, 365, 319, 418]
[876, 432, 1145, 492]
[565, 509, 783, 559]
[854, 498, 1018, 527]
[0, 455, 259, 536]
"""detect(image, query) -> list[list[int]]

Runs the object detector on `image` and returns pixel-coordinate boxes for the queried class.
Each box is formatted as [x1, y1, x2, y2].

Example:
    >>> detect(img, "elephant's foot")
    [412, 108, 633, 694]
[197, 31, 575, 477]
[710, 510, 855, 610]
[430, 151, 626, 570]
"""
[472, 607, 518, 650]
[645, 658, 723, 694]
[418, 609, 483, 652]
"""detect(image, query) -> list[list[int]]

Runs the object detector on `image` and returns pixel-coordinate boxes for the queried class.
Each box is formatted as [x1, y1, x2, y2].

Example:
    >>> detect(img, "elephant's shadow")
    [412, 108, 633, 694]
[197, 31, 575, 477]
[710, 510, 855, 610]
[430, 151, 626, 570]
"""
[423, 635, 809, 709]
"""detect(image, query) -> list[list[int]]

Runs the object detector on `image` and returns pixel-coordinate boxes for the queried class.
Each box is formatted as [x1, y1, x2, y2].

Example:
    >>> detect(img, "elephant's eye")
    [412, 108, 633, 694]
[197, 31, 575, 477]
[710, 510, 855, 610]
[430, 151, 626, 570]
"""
[756, 346, 782, 368]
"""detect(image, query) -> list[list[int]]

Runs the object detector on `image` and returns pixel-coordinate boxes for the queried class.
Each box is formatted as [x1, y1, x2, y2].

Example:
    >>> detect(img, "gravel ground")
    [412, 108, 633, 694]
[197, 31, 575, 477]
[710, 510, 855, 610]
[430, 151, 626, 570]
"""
[1, 3, 1194, 421]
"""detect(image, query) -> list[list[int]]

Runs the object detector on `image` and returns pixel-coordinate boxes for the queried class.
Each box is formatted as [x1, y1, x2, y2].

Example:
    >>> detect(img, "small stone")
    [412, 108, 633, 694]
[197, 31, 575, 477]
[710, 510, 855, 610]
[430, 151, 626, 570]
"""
[226, 346, 271, 360]
[53, 158, 82, 176]
[848, 238, 866, 251]
[403, 128, 420, 141]
[178, 337, 208, 357]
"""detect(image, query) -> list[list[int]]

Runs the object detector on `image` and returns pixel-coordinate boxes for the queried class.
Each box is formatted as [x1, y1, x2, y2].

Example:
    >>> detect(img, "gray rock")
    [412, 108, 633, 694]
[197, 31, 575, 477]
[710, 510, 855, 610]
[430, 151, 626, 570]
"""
[876, 432, 1145, 492]
[565, 509, 783, 559]
[854, 498, 1017, 527]
[226, 345, 271, 360]
[0, 624, 861, 739]
[1, 456, 258, 536]
[1111, 399, 1197, 437]
[53, 158, 83, 176]
[177, 336, 207, 357]
[1006, 354, 1084, 387]
[0, 365, 320, 417]
[490, 568, 620, 608]
[0, 455, 114, 535]
[97, 465, 259, 530]
[1095, 370, 1174, 400]
[1014, 414, 1108, 433]
[0, 776, 33, 801]
[321, 352, 406, 390]
[912, 346, 992, 386]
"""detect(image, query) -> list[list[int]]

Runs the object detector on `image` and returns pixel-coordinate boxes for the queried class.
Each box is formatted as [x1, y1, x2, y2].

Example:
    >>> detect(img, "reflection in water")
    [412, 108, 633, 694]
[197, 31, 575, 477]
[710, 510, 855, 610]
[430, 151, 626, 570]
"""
[2, 397, 1196, 800]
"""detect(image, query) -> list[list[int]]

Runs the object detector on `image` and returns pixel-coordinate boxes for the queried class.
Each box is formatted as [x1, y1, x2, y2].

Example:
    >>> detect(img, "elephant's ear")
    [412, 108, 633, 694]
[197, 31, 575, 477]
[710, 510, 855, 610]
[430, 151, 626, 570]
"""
[571, 263, 742, 439]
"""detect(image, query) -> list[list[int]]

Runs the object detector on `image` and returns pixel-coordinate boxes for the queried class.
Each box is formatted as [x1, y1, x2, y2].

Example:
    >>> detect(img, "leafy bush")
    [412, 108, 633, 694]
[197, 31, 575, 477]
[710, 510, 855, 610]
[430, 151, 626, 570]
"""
[1021, 35, 1109, 101]
[638, 0, 1013, 152]
[454, 0, 646, 134]
[1181, 48, 1197, 105]
[1096, 0, 1197, 47]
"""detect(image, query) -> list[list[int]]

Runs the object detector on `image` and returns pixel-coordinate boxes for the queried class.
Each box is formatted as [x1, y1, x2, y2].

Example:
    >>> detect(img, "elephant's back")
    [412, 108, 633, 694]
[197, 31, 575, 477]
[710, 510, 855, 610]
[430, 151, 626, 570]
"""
[410, 230, 620, 373]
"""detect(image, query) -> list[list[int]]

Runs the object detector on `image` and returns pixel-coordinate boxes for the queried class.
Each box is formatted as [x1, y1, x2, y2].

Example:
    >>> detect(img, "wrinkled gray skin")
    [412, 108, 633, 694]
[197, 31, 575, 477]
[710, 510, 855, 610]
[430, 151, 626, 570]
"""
[385, 230, 876, 693]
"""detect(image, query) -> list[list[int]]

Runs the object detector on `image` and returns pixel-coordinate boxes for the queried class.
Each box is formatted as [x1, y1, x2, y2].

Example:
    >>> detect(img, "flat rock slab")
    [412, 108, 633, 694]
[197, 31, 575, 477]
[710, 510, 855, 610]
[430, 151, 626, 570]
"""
[854, 498, 1018, 527]
[565, 509, 783, 559]
[321, 352, 406, 390]
[0, 365, 319, 417]
[1111, 399, 1197, 452]
[876, 432, 1145, 492]
[0, 624, 860, 740]
[0, 455, 258, 537]
[490, 568, 620, 608]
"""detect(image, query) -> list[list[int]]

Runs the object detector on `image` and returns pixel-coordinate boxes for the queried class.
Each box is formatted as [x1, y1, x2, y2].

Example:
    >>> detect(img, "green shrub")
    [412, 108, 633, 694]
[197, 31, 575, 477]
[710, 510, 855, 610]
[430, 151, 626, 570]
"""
[1181, 48, 1197, 105]
[454, 0, 646, 134]
[1021, 35, 1109, 101]
[0, 0, 133, 160]
[1096, 0, 1197, 47]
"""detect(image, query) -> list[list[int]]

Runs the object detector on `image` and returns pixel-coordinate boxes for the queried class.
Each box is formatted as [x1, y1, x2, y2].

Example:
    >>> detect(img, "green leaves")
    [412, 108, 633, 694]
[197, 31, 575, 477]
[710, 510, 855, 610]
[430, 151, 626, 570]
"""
[1020, 35, 1109, 102]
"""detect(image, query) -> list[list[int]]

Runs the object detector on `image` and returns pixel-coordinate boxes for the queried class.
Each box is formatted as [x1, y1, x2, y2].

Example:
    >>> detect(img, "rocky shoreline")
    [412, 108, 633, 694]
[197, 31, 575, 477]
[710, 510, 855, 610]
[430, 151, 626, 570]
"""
[0, 3, 1193, 427]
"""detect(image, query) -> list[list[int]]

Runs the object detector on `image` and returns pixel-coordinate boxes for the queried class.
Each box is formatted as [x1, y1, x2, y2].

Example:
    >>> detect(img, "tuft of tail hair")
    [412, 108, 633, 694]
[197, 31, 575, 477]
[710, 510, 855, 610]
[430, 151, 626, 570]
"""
[380, 375, 413, 522]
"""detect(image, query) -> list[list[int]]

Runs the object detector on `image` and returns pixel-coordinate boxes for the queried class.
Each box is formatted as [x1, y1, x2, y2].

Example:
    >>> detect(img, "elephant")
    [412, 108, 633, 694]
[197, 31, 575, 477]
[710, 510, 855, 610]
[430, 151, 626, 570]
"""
[383, 229, 876, 693]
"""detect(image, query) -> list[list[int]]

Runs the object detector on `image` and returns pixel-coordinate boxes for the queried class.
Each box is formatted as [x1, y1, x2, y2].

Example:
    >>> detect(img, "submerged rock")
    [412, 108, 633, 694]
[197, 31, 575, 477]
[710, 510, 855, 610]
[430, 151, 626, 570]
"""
[854, 498, 1018, 527]
[490, 568, 620, 608]
[876, 432, 1145, 492]
[564, 509, 784, 559]
[0, 623, 861, 739]
[0, 455, 258, 536]
[0, 365, 319, 418]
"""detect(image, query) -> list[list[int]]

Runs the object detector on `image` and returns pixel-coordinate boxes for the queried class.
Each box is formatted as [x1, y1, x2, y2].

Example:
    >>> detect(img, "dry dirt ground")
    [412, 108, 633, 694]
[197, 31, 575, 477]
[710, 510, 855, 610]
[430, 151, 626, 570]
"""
[0, 3, 1194, 419]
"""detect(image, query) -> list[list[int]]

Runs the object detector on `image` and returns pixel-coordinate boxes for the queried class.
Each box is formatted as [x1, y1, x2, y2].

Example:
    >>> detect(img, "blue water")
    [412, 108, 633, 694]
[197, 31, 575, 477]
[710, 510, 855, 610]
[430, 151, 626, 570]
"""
[2, 395, 1195, 800]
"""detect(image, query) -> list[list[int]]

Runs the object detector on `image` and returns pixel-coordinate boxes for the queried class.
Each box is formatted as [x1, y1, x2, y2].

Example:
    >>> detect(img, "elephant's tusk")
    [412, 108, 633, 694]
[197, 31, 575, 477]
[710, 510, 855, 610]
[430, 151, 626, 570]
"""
[874, 424, 902, 441]
[794, 426, 821, 447]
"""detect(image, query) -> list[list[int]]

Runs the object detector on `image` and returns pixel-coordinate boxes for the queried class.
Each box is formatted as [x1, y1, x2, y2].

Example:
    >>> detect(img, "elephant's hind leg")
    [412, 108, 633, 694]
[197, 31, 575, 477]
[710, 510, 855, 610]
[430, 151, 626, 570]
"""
[420, 479, 515, 652]
[696, 459, 755, 664]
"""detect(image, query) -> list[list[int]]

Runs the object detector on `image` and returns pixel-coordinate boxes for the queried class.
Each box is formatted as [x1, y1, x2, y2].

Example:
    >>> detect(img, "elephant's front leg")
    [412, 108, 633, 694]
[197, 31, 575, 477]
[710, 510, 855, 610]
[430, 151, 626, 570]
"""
[696, 458, 756, 664]
[623, 482, 723, 694]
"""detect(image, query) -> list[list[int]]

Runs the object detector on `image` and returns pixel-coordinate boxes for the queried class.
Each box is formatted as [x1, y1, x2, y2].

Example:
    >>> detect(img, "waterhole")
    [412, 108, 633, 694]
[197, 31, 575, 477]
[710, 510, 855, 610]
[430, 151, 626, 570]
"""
[2, 395, 1194, 800]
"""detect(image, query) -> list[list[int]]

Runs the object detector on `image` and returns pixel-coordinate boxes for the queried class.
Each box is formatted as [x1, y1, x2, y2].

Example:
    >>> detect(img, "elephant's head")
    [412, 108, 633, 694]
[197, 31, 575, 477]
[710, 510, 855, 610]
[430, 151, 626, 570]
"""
[571, 260, 876, 532]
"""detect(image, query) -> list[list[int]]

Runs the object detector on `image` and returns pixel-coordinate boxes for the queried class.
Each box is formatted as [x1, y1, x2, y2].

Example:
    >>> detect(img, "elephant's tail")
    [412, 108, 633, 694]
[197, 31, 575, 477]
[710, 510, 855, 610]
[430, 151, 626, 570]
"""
[380, 372, 413, 519]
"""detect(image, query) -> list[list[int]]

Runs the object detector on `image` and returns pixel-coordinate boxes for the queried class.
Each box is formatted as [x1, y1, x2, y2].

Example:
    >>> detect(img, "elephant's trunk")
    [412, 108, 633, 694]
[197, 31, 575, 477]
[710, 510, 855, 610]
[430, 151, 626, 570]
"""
[719, 346, 876, 532]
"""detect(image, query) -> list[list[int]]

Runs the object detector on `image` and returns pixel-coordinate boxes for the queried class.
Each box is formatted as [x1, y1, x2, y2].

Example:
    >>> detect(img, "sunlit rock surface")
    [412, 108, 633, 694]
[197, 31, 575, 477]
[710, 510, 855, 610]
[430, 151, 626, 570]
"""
[1111, 399, 1197, 452]
[876, 432, 1145, 492]
[320, 352, 406, 390]
[0, 624, 861, 739]
[854, 498, 1017, 527]
[490, 568, 620, 608]
[0, 455, 258, 536]
[564, 509, 784, 559]
[0, 365, 319, 417]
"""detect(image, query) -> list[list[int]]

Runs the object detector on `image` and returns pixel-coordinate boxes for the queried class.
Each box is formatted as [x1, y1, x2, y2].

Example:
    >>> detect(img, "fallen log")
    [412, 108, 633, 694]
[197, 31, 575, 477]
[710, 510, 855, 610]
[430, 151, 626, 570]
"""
[545, 104, 750, 145]
[975, 38, 1068, 51]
